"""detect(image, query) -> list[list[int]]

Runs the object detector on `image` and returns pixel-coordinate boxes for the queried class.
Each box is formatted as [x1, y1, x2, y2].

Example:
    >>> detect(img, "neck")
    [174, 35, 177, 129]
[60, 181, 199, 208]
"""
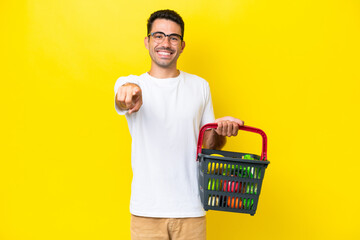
[148, 65, 180, 79]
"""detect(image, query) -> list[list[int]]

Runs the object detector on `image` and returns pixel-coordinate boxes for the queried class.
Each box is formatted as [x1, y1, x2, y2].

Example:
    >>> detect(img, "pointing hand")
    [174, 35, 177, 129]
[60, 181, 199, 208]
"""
[116, 83, 143, 115]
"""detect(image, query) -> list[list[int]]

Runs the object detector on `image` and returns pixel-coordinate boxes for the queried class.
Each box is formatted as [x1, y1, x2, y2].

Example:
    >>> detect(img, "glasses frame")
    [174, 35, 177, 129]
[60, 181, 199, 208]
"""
[148, 31, 183, 45]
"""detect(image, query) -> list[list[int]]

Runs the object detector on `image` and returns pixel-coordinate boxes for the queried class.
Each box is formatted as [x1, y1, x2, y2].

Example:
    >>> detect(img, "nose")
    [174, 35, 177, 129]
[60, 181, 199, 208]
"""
[160, 36, 171, 47]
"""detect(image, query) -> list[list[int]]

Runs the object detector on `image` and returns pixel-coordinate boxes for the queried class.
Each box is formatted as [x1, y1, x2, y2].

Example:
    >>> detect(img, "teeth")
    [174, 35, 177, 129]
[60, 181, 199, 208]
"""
[158, 52, 171, 55]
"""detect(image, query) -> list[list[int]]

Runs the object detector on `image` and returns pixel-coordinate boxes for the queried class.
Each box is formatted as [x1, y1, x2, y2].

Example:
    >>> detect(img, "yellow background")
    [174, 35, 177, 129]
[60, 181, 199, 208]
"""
[1, 0, 359, 239]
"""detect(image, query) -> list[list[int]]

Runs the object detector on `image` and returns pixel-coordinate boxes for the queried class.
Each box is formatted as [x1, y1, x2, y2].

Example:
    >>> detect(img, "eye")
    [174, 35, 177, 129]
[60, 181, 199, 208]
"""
[169, 35, 180, 41]
[154, 34, 163, 39]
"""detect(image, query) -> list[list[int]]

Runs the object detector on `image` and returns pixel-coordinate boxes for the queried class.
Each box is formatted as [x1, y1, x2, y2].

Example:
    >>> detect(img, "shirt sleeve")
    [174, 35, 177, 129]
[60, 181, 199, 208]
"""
[114, 75, 140, 115]
[200, 82, 215, 127]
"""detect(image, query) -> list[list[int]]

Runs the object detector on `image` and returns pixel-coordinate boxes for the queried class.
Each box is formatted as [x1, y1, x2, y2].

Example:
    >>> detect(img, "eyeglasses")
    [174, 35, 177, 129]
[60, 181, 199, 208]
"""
[148, 31, 183, 45]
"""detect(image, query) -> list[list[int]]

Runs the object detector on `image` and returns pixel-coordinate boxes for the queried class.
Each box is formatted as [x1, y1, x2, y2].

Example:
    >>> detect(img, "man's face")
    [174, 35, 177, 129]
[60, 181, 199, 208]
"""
[145, 19, 185, 69]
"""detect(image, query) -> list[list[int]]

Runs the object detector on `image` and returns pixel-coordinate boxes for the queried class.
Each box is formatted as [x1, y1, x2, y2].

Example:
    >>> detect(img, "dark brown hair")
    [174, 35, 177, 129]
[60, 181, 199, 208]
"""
[147, 9, 184, 38]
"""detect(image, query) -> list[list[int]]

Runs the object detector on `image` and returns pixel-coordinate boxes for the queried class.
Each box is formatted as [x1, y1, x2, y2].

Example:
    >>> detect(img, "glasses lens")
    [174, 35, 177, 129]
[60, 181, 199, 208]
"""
[152, 32, 165, 43]
[169, 34, 181, 45]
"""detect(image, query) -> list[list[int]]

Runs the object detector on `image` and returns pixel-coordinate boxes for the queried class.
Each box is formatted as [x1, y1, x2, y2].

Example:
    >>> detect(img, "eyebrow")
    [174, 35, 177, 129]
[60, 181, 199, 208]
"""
[151, 31, 183, 39]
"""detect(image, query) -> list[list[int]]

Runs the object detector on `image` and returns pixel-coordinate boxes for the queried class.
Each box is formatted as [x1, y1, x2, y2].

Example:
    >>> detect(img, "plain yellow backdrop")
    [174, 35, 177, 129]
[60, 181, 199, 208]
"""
[1, 0, 359, 239]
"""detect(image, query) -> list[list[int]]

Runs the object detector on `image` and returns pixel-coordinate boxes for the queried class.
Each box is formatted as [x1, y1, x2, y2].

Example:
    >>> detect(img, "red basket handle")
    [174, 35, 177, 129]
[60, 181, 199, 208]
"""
[197, 123, 268, 161]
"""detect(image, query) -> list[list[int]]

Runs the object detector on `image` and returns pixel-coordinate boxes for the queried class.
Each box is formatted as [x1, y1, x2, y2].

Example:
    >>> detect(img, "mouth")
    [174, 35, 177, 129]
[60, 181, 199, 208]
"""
[156, 48, 174, 58]
[157, 51, 172, 56]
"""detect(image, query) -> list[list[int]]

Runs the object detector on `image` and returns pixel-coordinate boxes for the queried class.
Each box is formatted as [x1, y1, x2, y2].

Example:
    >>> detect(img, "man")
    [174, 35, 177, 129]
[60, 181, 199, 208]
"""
[114, 9, 244, 240]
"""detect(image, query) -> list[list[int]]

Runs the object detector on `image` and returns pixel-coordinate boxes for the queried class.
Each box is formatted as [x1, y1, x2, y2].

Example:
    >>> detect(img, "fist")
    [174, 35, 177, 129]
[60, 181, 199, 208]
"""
[116, 83, 142, 115]
[215, 116, 244, 137]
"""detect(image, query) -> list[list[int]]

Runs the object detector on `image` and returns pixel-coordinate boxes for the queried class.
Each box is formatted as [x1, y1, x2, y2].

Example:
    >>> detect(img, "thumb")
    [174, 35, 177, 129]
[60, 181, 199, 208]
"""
[215, 116, 244, 126]
[132, 88, 141, 96]
[233, 118, 244, 126]
[132, 89, 141, 102]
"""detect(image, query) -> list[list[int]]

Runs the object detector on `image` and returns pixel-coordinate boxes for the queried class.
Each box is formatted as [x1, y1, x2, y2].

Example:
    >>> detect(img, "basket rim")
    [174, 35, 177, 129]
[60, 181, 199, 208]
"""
[198, 153, 270, 165]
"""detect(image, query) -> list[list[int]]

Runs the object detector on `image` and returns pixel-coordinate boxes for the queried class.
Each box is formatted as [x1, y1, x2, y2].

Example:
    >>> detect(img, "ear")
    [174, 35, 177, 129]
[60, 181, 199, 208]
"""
[144, 36, 149, 50]
[180, 41, 185, 53]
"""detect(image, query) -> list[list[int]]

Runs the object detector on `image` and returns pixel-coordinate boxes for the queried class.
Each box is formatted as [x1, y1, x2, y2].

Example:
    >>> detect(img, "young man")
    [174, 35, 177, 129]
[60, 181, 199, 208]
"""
[114, 9, 244, 240]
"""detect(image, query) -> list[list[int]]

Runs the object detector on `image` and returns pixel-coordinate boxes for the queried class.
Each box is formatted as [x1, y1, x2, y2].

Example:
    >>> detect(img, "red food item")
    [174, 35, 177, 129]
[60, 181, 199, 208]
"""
[223, 180, 227, 192]
[226, 181, 239, 193]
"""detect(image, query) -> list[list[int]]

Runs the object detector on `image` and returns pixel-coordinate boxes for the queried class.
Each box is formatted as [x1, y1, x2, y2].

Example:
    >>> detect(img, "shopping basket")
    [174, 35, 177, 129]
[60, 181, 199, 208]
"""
[197, 123, 270, 215]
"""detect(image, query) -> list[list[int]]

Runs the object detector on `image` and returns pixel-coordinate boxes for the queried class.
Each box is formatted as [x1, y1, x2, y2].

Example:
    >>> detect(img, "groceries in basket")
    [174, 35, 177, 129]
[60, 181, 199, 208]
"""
[197, 123, 270, 215]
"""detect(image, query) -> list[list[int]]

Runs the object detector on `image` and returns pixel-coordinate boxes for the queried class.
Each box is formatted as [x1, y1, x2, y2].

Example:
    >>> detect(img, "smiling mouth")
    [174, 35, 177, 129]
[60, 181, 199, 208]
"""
[156, 50, 174, 57]
[158, 51, 171, 56]
[156, 47, 174, 57]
